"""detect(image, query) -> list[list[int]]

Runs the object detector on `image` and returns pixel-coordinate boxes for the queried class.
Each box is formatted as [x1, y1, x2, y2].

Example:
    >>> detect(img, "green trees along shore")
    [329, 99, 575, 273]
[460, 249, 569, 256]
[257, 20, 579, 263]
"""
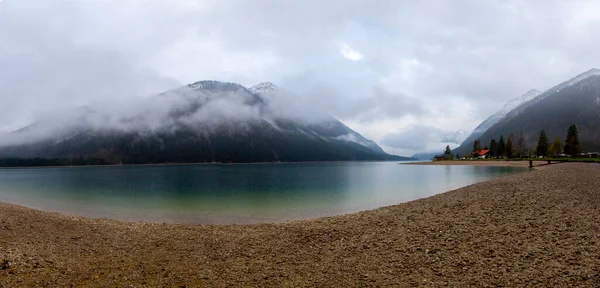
[564, 124, 581, 156]
[466, 123, 587, 159]
[536, 130, 549, 157]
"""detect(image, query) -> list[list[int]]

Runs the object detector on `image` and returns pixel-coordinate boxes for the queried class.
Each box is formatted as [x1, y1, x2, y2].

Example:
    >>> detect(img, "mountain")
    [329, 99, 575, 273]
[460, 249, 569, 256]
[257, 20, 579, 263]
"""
[0, 81, 413, 165]
[457, 68, 600, 155]
[410, 152, 438, 160]
[456, 89, 541, 154]
[502, 68, 600, 121]
[248, 82, 391, 157]
[248, 82, 277, 94]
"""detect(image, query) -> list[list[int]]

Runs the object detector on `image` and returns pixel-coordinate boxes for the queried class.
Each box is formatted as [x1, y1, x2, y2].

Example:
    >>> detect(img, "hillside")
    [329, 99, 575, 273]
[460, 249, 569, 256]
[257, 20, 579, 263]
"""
[457, 89, 541, 154]
[0, 81, 411, 165]
[456, 69, 600, 155]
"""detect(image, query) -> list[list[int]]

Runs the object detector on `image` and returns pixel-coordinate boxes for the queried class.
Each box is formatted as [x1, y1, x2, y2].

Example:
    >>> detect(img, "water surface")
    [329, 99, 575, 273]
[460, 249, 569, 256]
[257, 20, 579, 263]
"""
[0, 162, 527, 224]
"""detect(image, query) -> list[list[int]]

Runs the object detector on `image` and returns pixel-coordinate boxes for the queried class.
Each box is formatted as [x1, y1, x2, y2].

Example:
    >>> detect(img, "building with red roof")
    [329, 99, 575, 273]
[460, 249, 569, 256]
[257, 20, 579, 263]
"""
[472, 149, 490, 159]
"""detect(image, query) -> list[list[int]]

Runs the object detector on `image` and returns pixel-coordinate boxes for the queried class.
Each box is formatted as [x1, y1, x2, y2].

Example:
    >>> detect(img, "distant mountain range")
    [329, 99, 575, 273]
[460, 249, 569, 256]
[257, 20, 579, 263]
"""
[410, 152, 438, 161]
[455, 68, 600, 155]
[0, 81, 413, 165]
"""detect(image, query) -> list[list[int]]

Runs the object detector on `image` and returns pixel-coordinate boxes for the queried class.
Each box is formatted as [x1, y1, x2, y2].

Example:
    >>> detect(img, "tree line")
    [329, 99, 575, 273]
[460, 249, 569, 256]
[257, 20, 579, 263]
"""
[469, 123, 583, 159]
[535, 123, 581, 157]
[0, 157, 111, 167]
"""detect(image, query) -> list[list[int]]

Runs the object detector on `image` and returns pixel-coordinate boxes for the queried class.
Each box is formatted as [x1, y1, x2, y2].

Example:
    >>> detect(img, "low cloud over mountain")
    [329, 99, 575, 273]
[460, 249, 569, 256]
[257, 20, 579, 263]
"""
[0, 81, 411, 163]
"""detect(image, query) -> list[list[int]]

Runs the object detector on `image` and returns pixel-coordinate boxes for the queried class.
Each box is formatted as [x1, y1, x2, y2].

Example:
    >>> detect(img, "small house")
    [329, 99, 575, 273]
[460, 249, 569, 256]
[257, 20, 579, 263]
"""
[472, 149, 490, 159]
[434, 155, 447, 161]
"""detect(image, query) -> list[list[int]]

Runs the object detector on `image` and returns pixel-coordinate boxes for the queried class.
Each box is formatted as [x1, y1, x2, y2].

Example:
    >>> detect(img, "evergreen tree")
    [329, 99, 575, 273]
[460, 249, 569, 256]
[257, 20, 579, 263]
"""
[536, 130, 550, 157]
[517, 129, 526, 158]
[497, 135, 506, 158]
[551, 136, 562, 157]
[472, 140, 481, 153]
[506, 133, 514, 158]
[444, 145, 452, 157]
[564, 124, 581, 156]
[455, 153, 460, 159]
[489, 138, 497, 158]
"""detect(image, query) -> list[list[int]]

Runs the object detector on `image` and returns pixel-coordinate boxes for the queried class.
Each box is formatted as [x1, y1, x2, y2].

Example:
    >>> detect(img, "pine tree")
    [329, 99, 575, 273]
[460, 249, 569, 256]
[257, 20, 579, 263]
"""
[472, 140, 481, 153]
[564, 124, 581, 156]
[506, 133, 514, 159]
[497, 135, 506, 158]
[517, 129, 526, 158]
[489, 138, 497, 158]
[536, 130, 550, 157]
[551, 136, 562, 157]
[444, 145, 452, 157]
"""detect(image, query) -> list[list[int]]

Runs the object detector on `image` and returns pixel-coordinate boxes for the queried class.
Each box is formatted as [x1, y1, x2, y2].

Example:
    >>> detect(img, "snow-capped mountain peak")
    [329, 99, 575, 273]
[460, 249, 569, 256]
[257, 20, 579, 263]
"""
[499, 89, 541, 115]
[249, 82, 278, 94]
[552, 68, 600, 93]
[187, 80, 246, 93]
[469, 89, 540, 136]
[502, 68, 600, 120]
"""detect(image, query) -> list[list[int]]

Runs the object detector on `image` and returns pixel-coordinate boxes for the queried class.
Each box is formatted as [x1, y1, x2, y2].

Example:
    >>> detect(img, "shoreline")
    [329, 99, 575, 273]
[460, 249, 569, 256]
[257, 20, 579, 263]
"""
[0, 159, 415, 170]
[1, 163, 599, 286]
[404, 160, 553, 169]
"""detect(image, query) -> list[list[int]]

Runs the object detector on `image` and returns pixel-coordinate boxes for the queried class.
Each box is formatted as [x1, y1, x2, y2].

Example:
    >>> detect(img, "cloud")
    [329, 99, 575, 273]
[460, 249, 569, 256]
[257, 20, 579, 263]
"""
[380, 125, 466, 154]
[1, 82, 356, 147]
[340, 44, 363, 61]
[2, 0, 600, 155]
[0, 86, 269, 146]
[381, 126, 441, 150]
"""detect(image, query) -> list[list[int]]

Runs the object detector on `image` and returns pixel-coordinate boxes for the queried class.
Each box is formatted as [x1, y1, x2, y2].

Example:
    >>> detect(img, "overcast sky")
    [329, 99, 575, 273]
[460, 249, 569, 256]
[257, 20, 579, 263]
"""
[1, 0, 600, 156]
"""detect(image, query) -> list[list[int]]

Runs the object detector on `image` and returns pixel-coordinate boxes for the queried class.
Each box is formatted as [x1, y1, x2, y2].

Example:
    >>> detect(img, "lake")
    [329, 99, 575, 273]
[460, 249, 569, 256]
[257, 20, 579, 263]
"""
[0, 162, 527, 224]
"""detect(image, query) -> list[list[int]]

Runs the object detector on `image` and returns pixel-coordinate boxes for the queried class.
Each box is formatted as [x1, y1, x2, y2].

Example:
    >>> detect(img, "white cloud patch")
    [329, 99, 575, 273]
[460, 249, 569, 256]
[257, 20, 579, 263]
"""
[340, 44, 363, 61]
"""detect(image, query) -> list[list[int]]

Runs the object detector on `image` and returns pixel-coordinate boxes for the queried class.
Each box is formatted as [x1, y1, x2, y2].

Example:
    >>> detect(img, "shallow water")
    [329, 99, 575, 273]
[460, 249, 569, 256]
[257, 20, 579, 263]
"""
[0, 162, 527, 224]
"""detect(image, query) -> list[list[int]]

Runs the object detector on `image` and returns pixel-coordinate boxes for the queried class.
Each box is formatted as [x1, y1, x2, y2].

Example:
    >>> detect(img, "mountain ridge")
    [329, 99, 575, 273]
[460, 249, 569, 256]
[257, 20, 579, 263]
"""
[456, 89, 541, 154]
[455, 68, 600, 156]
[501, 68, 600, 122]
[0, 80, 414, 164]
[249, 82, 277, 94]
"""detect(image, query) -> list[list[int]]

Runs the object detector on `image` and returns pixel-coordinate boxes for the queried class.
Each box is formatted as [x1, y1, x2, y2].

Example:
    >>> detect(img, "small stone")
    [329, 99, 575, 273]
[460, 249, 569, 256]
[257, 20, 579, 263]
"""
[0, 259, 9, 270]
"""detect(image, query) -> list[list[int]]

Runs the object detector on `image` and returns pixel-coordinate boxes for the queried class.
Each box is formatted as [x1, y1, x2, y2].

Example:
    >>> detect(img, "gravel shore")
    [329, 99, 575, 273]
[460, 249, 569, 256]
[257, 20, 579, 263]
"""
[1, 163, 599, 287]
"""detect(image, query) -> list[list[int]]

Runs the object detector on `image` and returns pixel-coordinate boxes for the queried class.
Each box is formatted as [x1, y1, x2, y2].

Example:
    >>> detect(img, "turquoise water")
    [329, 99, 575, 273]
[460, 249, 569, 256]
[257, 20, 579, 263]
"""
[0, 162, 527, 224]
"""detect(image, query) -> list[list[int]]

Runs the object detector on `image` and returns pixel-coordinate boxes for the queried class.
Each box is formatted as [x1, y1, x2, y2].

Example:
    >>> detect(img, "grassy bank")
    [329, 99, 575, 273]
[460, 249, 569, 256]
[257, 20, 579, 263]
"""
[436, 157, 600, 163]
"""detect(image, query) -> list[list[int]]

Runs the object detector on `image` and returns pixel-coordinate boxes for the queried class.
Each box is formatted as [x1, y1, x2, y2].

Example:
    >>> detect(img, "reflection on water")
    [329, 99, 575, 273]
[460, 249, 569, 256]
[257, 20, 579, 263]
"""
[0, 162, 527, 224]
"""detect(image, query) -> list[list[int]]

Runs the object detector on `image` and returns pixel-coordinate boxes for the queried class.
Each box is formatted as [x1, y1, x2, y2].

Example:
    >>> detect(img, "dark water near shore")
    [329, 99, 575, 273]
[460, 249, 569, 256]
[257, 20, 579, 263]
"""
[0, 162, 527, 224]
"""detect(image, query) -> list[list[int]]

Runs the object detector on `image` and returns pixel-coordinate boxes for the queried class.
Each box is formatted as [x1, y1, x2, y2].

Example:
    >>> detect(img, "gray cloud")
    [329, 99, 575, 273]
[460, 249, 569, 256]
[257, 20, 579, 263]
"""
[382, 128, 434, 151]
[381, 126, 467, 154]
[0, 85, 346, 147]
[2, 0, 600, 154]
[381, 126, 445, 151]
